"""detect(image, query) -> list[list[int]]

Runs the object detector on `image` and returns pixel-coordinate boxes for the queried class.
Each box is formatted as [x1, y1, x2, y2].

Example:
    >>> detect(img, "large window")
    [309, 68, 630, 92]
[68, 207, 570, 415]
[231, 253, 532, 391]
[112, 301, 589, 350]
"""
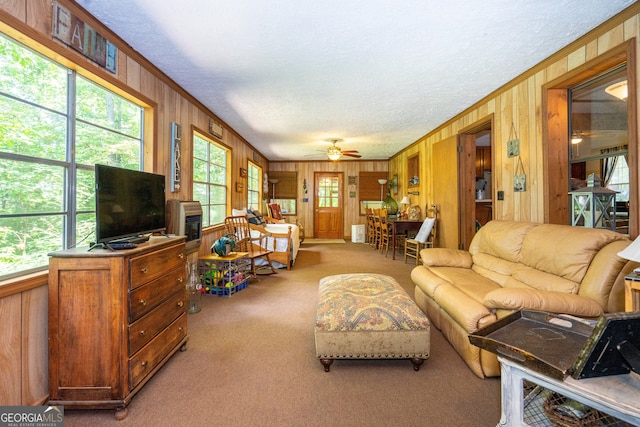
[358, 172, 388, 215]
[267, 171, 297, 215]
[193, 132, 230, 227]
[0, 34, 143, 280]
[247, 161, 262, 211]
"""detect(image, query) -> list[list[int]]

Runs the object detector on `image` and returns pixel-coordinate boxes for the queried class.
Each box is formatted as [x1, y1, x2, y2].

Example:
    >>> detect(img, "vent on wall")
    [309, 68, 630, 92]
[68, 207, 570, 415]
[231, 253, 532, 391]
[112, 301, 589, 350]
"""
[208, 118, 223, 139]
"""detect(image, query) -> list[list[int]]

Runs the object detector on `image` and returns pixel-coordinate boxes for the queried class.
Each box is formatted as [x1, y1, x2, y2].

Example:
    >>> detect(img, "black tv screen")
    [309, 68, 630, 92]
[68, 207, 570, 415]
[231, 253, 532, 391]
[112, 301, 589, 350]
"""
[95, 164, 166, 243]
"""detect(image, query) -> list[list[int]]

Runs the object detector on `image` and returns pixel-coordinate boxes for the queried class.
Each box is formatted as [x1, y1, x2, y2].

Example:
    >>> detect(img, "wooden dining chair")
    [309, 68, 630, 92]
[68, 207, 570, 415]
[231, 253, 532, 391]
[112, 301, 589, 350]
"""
[365, 208, 376, 245]
[404, 207, 437, 265]
[379, 215, 391, 256]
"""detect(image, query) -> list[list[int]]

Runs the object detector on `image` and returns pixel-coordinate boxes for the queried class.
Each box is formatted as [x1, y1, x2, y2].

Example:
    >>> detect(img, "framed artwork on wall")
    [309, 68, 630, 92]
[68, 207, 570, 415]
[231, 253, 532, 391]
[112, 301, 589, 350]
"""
[240, 167, 248, 177]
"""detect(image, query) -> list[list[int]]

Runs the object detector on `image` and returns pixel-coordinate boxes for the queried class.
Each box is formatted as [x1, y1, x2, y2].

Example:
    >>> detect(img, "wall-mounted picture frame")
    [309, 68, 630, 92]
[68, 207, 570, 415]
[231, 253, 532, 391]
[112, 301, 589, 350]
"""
[236, 182, 244, 192]
[240, 167, 248, 177]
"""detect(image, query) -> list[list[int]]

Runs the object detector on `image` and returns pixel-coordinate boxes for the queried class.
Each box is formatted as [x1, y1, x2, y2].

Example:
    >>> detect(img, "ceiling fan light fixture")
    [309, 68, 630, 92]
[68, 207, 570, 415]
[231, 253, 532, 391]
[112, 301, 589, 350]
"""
[327, 146, 342, 161]
[605, 80, 628, 101]
[571, 131, 583, 144]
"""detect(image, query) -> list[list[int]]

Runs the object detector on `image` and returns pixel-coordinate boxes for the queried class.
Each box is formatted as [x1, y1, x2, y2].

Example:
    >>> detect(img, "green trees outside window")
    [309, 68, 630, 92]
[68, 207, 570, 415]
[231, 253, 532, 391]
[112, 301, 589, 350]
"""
[0, 34, 142, 279]
[193, 132, 229, 227]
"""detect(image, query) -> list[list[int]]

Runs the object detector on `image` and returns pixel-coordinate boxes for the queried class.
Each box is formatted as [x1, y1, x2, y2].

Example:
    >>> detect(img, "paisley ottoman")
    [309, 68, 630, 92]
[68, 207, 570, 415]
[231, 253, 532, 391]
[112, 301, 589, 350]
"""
[315, 273, 430, 372]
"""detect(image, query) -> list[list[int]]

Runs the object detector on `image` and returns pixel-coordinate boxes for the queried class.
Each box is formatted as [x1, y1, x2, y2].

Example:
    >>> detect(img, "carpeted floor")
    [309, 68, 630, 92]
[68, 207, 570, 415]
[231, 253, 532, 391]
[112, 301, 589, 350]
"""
[302, 238, 346, 243]
[63, 242, 501, 426]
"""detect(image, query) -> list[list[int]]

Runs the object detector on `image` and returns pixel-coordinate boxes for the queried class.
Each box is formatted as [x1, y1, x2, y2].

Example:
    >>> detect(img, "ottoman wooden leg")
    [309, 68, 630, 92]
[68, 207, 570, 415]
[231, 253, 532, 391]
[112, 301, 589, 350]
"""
[410, 358, 425, 371]
[320, 358, 333, 372]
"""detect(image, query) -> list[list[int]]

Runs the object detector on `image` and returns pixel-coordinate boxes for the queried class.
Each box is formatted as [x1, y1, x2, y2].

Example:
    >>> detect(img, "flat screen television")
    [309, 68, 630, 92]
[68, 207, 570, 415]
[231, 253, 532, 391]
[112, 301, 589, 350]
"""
[95, 164, 167, 244]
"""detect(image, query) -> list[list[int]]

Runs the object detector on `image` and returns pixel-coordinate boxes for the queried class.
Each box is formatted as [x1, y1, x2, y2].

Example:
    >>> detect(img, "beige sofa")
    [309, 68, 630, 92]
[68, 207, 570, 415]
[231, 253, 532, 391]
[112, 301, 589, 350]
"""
[410, 220, 637, 378]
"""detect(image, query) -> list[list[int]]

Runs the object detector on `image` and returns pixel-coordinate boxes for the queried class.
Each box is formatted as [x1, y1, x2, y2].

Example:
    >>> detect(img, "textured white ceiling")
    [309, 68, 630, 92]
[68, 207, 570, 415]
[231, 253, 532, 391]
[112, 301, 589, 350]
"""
[76, 0, 636, 160]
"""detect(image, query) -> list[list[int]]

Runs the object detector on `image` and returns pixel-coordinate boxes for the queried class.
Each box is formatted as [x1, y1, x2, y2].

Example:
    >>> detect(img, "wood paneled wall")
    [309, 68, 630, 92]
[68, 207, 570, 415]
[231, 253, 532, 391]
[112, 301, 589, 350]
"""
[268, 160, 388, 238]
[389, 5, 640, 233]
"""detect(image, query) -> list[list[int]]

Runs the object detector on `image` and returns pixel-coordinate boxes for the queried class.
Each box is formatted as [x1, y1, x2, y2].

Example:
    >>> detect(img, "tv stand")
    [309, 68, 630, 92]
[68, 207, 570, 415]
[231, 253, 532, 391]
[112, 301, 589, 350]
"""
[48, 237, 188, 419]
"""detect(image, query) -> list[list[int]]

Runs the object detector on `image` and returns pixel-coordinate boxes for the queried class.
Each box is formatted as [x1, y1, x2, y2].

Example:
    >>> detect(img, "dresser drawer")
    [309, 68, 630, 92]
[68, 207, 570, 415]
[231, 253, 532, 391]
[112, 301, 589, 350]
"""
[129, 268, 185, 322]
[128, 291, 186, 355]
[130, 244, 185, 289]
[129, 314, 187, 389]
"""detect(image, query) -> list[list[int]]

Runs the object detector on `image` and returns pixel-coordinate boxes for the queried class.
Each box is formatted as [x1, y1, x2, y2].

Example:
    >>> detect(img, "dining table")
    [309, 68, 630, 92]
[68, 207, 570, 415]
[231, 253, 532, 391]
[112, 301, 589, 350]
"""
[388, 219, 423, 260]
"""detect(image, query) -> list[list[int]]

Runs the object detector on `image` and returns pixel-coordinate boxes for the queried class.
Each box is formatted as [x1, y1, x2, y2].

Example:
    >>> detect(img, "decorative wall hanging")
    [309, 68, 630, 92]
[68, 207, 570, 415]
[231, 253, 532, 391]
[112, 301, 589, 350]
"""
[507, 122, 520, 158]
[236, 182, 244, 192]
[170, 122, 181, 192]
[52, 1, 118, 73]
[240, 168, 248, 178]
[514, 156, 526, 192]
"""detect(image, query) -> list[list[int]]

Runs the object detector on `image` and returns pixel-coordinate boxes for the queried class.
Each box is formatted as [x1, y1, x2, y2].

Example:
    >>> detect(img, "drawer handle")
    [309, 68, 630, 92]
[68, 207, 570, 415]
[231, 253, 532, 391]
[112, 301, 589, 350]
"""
[139, 330, 146, 336]
[141, 267, 148, 274]
[141, 361, 148, 368]
[139, 299, 147, 306]
[178, 277, 184, 284]
[179, 327, 184, 332]
[179, 253, 184, 259]
[177, 301, 184, 308]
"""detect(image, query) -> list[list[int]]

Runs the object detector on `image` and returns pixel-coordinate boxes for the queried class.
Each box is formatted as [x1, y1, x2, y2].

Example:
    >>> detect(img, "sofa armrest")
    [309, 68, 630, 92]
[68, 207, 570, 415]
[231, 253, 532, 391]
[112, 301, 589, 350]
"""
[483, 288, 603, 317]
[421, 248, 473, 268]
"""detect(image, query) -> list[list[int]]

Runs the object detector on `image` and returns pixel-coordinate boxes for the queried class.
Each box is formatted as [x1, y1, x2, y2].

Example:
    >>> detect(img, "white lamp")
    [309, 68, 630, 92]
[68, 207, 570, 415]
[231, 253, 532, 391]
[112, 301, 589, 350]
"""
[378, 179, 387, 201]
[400, 196, 411, 219]
[618, 237, 640, 278]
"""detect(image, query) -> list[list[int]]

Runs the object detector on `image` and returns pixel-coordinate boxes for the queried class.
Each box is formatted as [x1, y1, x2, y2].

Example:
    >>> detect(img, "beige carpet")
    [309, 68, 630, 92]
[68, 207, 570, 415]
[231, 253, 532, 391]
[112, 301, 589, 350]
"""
[63, 242, 501, 426]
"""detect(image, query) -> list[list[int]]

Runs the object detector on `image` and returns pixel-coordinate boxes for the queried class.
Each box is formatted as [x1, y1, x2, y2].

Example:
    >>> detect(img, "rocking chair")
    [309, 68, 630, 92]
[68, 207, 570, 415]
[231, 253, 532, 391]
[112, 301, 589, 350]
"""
[224, 216, 277, 278]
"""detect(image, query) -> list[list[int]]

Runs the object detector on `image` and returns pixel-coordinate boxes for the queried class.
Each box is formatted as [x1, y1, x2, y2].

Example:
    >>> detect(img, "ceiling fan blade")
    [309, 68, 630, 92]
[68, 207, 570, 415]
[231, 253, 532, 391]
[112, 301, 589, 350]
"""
[341, 150, 360, 153]
[342, 153, 362, 158]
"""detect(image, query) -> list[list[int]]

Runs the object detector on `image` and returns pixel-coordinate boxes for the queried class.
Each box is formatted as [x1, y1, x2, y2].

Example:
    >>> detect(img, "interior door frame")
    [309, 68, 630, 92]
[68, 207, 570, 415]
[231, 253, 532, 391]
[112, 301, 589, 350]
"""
[459, 118, 494, 249]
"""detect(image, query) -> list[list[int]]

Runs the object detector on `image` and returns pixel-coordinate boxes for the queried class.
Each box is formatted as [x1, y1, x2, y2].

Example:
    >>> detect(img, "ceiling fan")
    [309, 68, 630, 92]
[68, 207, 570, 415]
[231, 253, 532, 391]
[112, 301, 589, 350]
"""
[326, 139, 361, 161]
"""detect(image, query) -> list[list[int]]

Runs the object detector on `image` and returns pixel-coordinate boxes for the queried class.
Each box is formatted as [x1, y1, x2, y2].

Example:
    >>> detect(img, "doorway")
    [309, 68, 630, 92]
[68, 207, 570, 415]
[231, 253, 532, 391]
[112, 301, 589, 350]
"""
[314, 172, 344, 239]
[459, 121, 493, 250]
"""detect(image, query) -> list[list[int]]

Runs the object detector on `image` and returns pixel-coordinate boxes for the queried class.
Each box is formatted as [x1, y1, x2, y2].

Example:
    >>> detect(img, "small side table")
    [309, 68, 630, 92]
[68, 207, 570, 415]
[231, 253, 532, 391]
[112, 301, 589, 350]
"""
[625, 274, 640, 312]
[498, 356, 640, 426]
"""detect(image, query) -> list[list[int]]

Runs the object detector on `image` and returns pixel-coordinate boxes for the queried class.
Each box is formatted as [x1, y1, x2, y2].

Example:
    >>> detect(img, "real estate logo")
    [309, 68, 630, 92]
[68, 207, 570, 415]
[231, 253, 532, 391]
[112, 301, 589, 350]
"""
[0, 406, 63, 427]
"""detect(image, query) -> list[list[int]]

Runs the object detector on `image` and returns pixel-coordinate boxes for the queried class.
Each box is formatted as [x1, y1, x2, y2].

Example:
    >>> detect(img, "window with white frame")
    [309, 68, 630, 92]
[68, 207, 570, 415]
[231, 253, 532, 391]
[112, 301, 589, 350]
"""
[193, 132, 229, 227]
[247, 161, 262, 211]
[0, 33, 143, 280]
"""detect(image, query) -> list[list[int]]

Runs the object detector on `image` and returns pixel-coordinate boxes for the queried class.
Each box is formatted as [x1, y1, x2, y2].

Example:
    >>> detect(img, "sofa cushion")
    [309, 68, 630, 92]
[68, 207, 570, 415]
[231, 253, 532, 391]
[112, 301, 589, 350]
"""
[509, 268, 579, 294]
[232, 208, 247, 217]
[468, 220, 537, 263]
[483, 288, 603, 317]
[520, 224, 626, 284]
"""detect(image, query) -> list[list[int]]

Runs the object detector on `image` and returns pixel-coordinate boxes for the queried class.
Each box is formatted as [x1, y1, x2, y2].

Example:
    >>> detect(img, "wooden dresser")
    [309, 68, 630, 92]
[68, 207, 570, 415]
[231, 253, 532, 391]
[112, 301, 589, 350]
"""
[48, 236, 188, 419]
